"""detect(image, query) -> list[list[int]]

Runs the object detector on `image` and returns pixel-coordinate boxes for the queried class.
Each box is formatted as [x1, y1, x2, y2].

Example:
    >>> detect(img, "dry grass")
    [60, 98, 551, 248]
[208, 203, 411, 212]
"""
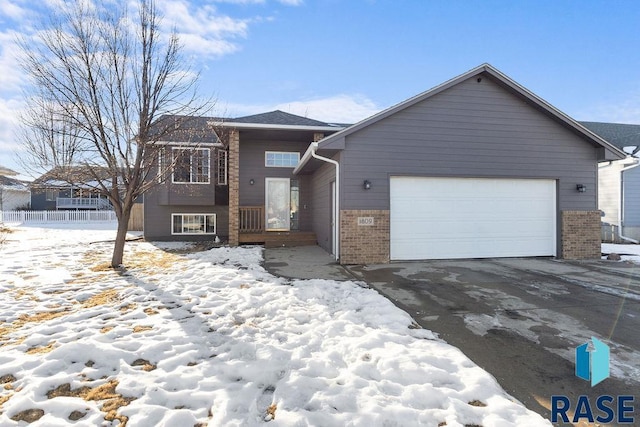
[15, 309, 71, 327]
[86, 380, 135, 426]
[125, 249, 185, 272]
[89, 262, 115, 272]
[132, 325, 152, 333]
[46, 380, 135, 426]
[143, 307, 159, 315]
[82, 289, 120, 308]
[266, 404, 277, 420]
[0, 325, 12, 340]
[10, 408, 44, 423]
[119, 303, 137, 313]
[131, 358, 156, 372]
[0, 392, 13, 411]
[100, 326, 114, 334]
[25, 341, 56, 355]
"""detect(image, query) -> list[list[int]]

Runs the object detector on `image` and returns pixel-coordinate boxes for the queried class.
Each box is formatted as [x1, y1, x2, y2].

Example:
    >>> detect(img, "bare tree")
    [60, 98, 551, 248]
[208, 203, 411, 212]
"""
[19, 0, 211, 267]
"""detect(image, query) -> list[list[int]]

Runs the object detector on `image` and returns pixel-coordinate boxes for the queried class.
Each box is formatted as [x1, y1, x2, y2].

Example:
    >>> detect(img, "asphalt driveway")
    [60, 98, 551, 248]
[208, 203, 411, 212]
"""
[346, 258, 640, 425]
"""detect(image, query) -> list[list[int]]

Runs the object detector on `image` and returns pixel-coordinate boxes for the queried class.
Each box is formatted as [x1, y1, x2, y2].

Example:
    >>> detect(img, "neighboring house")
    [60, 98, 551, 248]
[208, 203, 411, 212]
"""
[144, 64, 626, 263]
[580, 121, 640, 243]
[0, 167, 30, 211]
[30, 166, 112, 211]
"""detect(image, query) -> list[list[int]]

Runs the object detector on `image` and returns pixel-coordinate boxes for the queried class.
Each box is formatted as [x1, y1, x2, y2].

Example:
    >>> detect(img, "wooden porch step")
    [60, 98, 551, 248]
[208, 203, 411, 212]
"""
[239, 231, 317, 248]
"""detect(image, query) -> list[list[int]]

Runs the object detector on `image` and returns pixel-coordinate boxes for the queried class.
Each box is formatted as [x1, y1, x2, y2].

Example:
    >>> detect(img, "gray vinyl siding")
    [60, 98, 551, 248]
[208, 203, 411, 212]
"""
[30, 188, 72, 210]
[143, 202, 228, 241]
[239, 139, 306, 205]
[339, 75, 599, 212]
[308, 155, 338, 253]
[239, 138, 312, 230]
[598, 162, 623, 226]
[623, 166, 640, 226]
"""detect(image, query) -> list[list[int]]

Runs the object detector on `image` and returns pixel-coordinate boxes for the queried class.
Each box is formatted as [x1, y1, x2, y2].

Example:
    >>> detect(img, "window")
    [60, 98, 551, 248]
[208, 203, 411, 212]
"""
[265, 151, 300, 168]
[45, 189, 58, 201]
[172, 147, 210, 183]
[171, 214, 216, 235]
[217, 150, 228, 185]
[290, 179, 299, 231]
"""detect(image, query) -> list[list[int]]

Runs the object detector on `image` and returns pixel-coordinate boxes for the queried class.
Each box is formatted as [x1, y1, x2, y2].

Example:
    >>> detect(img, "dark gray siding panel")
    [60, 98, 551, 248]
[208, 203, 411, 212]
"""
[239, 139, 309, 205]
[143, 200, 228, 241]
[30, 190, 55, 210]
[340, 75, 599, 211]
[308, 155, 338, 253]
[623, 167, 640, 226]
[239, 138, 313, 230]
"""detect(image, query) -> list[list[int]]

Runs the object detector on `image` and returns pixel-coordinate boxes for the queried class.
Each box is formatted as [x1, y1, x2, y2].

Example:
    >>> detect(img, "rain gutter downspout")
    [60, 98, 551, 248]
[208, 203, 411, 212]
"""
[309, 142, 340, 261]
[619, 161, 640, 244]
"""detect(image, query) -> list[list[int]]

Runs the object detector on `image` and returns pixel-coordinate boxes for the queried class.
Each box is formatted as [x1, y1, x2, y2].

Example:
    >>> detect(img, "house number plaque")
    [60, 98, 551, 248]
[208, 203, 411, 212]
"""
[357, 217, 375, 226]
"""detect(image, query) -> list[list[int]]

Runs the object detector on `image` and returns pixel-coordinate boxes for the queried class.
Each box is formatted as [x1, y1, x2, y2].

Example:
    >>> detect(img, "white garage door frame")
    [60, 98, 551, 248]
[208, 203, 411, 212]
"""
[390, 176, 557, 260]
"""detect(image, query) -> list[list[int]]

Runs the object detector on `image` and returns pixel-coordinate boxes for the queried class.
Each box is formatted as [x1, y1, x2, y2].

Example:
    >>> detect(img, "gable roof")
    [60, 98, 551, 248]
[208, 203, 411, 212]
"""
[579, 121, 640, 154]
[156, 111, 345, 141]
[0, 175, 28, 191]
[32, 166, 113, 188]
[0, 166, 18, 176]
[231, 110, 333, 127]
[315, 63, 626, 160]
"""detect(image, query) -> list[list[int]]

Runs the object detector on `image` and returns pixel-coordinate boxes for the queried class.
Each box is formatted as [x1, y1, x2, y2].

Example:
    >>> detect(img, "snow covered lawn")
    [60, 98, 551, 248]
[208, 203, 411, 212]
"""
[602, 242, 640, 264]
[0, 224, 549, 426]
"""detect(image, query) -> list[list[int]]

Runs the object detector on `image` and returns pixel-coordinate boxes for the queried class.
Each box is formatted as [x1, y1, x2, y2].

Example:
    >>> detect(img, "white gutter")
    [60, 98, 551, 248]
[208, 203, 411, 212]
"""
[297, 142, 340, 261]
[619, 160, 640, 244]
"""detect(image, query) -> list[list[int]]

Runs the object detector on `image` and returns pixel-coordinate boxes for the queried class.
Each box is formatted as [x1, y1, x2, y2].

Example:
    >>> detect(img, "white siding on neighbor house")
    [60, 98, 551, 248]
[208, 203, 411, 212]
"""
[623, 165, 640, 227]
[0, 188, 30, 211]
[598, 161, 624, 226]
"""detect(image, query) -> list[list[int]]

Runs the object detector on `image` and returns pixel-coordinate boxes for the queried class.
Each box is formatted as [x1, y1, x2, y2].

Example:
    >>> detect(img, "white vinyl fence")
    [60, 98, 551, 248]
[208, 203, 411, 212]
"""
[1, 210, 117, 224]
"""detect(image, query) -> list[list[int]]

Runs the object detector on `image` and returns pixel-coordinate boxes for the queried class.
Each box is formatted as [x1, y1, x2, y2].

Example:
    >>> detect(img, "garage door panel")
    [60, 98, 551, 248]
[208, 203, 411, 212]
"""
[390, 177, 556, 260]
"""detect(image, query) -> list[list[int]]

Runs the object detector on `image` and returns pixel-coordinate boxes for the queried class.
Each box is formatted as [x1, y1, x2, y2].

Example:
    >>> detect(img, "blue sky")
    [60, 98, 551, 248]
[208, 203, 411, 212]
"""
[1, 0, 640, 177]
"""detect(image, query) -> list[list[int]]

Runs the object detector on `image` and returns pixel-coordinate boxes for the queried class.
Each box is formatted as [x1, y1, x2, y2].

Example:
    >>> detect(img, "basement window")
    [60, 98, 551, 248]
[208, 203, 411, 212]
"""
[171, 213, 216, 235]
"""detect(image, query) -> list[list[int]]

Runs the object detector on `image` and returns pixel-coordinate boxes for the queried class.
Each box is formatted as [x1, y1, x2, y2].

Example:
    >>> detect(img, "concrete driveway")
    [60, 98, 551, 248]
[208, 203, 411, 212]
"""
[346, 258, 640, 424]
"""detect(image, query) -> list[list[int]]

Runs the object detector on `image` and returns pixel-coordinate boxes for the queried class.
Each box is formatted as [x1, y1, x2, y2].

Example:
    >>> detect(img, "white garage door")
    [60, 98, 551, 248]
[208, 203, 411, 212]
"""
[390, 177, 557, 260]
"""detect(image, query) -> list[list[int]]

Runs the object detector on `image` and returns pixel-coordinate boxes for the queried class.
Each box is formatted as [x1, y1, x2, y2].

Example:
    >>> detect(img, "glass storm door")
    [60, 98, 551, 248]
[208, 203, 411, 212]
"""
[265, 178, 290, 231]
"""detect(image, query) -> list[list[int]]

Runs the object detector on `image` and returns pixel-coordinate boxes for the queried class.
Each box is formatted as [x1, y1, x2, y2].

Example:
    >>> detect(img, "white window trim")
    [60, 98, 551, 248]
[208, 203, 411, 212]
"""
[265, 151, 300, 168]
[171, 147, 211, 184]
[217, 150, 228, 185]
[171, 213, 217, 235]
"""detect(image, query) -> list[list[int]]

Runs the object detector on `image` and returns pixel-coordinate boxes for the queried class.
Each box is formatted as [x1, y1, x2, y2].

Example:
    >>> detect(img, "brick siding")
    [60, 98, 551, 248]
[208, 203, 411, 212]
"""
[340, 210, 390, 264]
[228, 129, 240, 246]
[561, 210, 601, 259]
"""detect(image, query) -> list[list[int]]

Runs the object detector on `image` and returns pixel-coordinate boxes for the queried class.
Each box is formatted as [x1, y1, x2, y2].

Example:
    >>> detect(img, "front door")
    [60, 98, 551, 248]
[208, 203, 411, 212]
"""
[265, 178, 290, 231]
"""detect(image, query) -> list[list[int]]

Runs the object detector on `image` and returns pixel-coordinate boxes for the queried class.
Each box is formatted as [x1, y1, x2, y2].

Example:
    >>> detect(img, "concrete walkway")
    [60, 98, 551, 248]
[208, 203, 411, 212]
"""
[263, 245, 353, 281]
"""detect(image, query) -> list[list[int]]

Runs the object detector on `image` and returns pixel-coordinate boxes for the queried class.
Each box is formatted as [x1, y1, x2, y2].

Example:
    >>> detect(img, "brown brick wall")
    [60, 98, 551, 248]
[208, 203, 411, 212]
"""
[228, 129, 240, 246]
[340, 210, 390, 264]
[561, 210, 601, 259]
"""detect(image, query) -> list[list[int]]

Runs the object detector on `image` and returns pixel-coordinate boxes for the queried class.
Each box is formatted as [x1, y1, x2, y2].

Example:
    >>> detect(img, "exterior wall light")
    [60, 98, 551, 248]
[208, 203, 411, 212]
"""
[249, 179, 255, 185]
[576, 184, 586, 193]
[363, 180, 372, 190]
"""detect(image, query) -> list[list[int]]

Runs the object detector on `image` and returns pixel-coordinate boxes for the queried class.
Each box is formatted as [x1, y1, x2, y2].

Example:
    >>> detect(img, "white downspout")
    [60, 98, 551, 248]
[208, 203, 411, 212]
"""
[309, 142, 340, 261]
[619, 161, 640, 244]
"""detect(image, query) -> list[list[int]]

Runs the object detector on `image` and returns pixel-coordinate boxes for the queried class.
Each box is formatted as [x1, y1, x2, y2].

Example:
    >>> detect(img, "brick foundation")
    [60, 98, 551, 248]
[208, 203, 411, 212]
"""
[340, 210, 390, 264]
[228, 130, 240, 246]
[561, 210, 601, 259]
